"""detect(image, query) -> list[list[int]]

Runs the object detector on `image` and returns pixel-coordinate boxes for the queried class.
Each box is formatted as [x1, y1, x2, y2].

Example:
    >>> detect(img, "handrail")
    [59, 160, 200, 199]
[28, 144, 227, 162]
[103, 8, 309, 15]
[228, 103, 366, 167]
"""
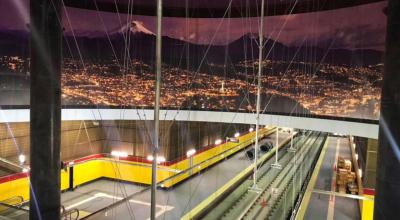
[0, 195, 24, 206]
[61, 207, 80, 220]
[0, 201, 29, 212]
[0, 157, 25, 171]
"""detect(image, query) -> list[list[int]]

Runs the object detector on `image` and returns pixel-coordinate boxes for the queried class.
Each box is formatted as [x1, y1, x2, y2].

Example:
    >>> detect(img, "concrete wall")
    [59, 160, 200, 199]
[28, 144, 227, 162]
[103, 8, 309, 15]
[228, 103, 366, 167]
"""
[0, 120, 252, 167]
[0, 121, 104, 165]
[102, 120, 251, 160]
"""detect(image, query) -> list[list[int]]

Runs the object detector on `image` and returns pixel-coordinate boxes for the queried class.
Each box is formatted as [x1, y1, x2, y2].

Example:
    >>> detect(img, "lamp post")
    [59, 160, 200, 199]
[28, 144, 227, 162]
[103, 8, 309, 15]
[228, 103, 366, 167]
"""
[186, 149, 196, 175]
[271, 127, 282, 169]
[288, 128, 296, 152]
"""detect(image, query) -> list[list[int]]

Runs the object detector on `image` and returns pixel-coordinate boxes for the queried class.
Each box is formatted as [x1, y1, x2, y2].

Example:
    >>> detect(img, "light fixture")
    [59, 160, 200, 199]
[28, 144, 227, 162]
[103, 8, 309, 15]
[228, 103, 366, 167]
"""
[186, 149, 196, 157]
[22, 168, 29, 173]
[18, 154, 26, 164]
[227, 137, 239, 143]
[358, 169, 363, 178]
[157, 156, 166, 163]
[147, 155, 166, 164]
[249, 127, 254, 132]
[147, 155, 154, 161]
[234, 132, 240, 138]
[215, 139, 222, 145]
[355, 154, 359, 161]
[68, 161, 75, 166]
[111, 151, 128, 158]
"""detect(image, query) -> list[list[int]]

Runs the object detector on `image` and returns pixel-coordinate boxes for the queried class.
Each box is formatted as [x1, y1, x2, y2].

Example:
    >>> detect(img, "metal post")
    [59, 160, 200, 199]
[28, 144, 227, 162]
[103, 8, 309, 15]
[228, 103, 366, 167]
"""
[249, 0, 265, 193]
[288, 128, 296, 152]
[276, 127, 279, 163]
[150, 0, 162, 218]
[375, 1, 400, 218]
[272, 127, 282, 169]
[189, 156, 193, 175]
[29, 0, 62, 219]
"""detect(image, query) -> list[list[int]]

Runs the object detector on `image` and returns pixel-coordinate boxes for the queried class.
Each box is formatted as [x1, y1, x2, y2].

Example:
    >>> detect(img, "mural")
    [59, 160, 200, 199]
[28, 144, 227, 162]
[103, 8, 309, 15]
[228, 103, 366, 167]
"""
[0, 1, 386, 120]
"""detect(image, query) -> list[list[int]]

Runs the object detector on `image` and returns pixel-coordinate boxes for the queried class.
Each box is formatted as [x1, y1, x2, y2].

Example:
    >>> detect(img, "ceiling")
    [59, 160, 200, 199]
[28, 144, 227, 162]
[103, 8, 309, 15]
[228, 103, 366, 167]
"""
[62, 0, 385, 18]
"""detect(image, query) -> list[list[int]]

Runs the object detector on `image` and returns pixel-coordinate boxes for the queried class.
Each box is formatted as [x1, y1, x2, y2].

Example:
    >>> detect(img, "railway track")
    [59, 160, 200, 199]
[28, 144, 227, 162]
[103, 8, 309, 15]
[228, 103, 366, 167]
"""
[202, 131, 326, 220]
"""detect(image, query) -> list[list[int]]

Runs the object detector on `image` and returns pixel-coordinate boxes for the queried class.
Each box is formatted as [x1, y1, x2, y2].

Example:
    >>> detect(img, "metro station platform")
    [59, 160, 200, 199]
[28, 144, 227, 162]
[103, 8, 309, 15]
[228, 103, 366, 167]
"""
[296, 136, 372, 220]
[61, 131, 289, 220]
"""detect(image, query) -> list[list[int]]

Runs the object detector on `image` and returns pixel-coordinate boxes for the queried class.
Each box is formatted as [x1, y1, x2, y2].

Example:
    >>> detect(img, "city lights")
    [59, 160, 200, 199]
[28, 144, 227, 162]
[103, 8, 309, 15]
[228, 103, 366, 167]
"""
[0, 56, 381, 119]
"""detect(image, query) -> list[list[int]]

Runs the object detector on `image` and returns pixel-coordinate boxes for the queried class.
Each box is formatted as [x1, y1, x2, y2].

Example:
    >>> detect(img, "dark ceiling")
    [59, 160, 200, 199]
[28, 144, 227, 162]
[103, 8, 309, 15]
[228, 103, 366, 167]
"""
[63, 0, 385, 18]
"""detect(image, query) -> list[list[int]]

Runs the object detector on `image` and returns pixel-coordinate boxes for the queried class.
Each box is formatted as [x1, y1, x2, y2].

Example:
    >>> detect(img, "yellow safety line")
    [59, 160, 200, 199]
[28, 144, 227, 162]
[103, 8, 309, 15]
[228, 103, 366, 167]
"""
[348, 136, 365, 217]
[78, 210, 92, 219]
[312, 189, 373, 201]
[327, 138, 340, 220]
[180, 132, 292, 220]
[296, 136, 330, 220]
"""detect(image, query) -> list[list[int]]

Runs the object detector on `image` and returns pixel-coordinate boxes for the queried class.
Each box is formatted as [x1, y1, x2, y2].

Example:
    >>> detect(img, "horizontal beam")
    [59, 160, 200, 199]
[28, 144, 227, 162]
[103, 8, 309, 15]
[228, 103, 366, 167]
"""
[0, 109, 378, 139]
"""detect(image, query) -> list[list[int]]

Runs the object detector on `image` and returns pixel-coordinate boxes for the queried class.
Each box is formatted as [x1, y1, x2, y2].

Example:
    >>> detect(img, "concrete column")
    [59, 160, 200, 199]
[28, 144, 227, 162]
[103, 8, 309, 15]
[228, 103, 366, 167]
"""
[375, 0, 400, 219]
[29, 0, 62, 219]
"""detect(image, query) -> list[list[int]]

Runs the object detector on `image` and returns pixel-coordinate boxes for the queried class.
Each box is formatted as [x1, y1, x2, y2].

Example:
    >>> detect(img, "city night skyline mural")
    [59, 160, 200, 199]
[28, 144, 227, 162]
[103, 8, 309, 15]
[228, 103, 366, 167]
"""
[0, 1, 387, 120]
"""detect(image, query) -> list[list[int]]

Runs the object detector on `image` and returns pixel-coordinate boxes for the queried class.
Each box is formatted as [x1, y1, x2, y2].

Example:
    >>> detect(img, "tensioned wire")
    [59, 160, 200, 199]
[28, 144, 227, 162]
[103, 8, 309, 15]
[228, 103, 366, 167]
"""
[56, 0, 332, 219]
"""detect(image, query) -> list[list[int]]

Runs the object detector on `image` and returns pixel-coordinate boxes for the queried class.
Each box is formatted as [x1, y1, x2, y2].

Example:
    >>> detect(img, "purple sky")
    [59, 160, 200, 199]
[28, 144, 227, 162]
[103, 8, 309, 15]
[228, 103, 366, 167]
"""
[0, 0, 387, 50]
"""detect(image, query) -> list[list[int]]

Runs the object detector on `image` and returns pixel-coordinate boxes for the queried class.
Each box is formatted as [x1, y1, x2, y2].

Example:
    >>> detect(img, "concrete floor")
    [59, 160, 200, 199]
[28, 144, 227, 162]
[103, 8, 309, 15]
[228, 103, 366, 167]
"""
[304, 136, 360, 220]
[60, 131, 289, 220]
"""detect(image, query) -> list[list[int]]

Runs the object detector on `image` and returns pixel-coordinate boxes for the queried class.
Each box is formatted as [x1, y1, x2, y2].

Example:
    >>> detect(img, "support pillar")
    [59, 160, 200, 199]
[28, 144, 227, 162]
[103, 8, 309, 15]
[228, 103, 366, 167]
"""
[375, 0, 400, 219]
[29, 0, 62, 219]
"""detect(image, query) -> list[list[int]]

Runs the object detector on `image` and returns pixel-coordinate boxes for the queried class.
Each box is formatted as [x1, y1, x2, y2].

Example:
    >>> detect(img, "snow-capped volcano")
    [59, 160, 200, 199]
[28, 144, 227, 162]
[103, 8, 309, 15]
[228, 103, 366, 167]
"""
[119, 21, 155, 35]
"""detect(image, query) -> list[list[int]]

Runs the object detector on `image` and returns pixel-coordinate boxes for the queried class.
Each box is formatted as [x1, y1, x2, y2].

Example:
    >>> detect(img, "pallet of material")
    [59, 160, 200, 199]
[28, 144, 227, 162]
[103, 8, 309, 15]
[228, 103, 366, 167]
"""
[348, 183, 358, 195]
[338, 185, 347, 194]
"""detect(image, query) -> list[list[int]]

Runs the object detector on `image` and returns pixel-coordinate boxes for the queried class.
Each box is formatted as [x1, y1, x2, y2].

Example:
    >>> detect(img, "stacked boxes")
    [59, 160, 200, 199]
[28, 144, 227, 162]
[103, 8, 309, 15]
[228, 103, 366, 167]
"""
[337, 157, 358, 194]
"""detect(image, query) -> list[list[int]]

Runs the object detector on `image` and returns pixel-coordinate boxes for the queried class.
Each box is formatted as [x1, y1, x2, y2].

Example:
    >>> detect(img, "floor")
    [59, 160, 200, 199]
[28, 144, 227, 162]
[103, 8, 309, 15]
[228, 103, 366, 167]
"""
[303, 136, 360, 220]
[60, 131, 289, 220]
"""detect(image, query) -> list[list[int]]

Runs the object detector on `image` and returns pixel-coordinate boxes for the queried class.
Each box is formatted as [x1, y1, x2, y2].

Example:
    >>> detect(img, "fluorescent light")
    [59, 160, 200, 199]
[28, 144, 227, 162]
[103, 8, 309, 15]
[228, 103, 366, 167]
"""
[18, 154, 26, 164]
[186, 149, 196, 157]
[111, 151, 128, 158]
[147, 155, 154, 161]
[215, 139, 222, 145]
[68, 161, 75, 166]
[157, 156, 166, 163]
[234, 132, 240, 138]
[249, 127, 254, 132]
[22, 168, 29, 173]
[147, 155, 166, 163]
